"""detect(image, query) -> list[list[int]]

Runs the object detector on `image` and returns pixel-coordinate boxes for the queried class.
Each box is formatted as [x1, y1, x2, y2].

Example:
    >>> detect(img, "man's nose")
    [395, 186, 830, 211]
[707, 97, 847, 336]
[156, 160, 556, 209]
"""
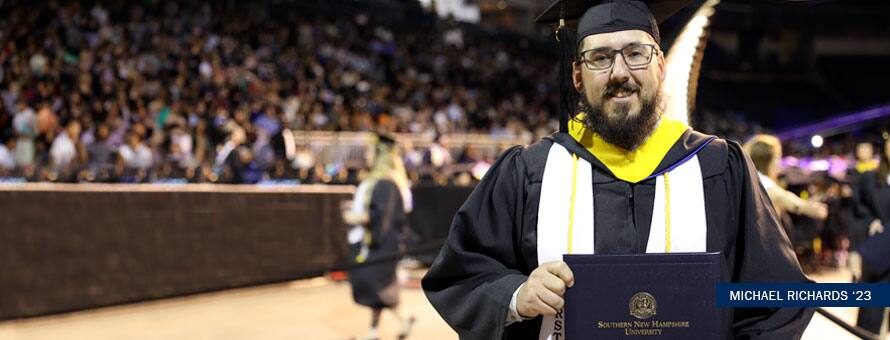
[609, 54, 631, 84]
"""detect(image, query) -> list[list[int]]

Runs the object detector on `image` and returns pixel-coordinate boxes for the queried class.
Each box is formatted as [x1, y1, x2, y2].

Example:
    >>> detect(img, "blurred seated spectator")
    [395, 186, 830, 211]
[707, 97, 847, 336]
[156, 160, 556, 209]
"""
[88, 124, 115, 168]
[0, 136, 15, 174]
[49, 121, 84, 172]
[119, 132, 154, 171]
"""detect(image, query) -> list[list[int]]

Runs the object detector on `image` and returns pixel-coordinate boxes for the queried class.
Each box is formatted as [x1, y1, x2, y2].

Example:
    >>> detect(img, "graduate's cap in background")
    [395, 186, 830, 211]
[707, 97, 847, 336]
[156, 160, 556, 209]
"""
[375, 133, 397, 154]
[376, 132, 396, 146]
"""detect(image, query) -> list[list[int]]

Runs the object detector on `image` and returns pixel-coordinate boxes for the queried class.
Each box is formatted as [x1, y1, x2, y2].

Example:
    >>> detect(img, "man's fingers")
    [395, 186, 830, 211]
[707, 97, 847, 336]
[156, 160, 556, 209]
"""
[533, 295, 559, 316]
[545, 261, 575, 288]
[542, 275, 566, 295]
[520, 262, 575, 318]
[537, 288, 565, 311]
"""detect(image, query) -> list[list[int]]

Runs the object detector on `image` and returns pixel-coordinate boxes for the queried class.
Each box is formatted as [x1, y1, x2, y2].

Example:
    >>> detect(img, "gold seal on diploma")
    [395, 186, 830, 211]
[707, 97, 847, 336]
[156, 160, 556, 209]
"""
[629, 292, 657, 319]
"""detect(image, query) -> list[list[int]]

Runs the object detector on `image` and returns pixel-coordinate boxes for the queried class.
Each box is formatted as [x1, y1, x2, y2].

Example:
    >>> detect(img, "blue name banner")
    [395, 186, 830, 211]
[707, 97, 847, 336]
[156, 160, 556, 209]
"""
[716, 283, 890, 307]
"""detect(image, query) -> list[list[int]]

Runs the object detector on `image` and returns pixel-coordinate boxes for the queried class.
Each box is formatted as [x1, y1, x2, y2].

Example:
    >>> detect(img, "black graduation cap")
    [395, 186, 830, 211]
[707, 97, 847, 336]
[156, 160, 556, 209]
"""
[536, 0, 691, 27]
[373, 133, 398, 158]
[535, 0, 691, 132]
[376, 132, 396, 146]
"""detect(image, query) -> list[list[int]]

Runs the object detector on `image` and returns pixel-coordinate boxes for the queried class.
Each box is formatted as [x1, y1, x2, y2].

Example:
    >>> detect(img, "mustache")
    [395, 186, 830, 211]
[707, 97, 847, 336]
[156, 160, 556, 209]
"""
[603, 82, 640, 97]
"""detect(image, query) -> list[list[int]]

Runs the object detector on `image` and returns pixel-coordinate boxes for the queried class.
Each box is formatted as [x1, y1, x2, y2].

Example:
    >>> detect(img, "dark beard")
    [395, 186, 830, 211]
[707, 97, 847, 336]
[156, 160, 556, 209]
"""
[578, 89, 660, 151]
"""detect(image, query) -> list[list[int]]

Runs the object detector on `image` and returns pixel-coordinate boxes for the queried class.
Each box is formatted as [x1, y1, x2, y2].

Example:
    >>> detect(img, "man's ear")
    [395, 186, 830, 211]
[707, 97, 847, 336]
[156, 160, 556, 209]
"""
[572, 61, 584, 93]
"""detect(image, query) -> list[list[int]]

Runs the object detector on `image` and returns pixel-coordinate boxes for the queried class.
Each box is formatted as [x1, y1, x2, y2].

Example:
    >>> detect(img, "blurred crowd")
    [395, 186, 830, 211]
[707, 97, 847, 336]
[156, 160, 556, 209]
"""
[0, 0, 884, 189]
[0, 0, 555, 184]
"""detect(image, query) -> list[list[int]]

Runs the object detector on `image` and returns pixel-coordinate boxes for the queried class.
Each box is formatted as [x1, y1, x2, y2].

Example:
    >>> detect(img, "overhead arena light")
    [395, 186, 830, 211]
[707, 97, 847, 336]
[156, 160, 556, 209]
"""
[810, 134, 824, 148]
[662, 0, 721, 124]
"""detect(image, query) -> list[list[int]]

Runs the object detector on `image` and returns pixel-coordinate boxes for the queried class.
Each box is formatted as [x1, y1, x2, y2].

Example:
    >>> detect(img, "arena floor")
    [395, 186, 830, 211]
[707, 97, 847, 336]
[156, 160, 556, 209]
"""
[0, 267, 882, 340]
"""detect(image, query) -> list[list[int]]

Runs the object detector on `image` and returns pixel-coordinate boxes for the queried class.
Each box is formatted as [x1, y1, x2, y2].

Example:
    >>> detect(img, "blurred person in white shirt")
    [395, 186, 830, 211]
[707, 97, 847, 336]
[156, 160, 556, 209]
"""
[49, 121, 84, 171]
[118, 132, 153, 170]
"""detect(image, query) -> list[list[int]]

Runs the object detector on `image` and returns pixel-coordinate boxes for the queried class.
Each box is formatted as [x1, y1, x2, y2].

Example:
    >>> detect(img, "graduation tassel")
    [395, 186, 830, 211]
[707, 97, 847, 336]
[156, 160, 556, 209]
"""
[556, 19, 577, 133]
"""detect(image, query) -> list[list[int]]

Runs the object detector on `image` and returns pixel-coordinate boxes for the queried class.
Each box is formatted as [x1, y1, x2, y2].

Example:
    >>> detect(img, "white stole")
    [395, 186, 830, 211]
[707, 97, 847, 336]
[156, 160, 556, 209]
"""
[535, 143, 707, 340]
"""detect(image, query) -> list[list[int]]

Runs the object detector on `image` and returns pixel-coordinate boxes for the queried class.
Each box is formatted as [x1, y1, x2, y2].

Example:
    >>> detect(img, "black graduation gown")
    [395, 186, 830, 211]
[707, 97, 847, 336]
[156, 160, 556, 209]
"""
[422, 130, 815, 340]
[854, 172, 890, 333]
[856, 171, 890, 228]
[847, 168, 877, 248]
[350, 179, 406, 309]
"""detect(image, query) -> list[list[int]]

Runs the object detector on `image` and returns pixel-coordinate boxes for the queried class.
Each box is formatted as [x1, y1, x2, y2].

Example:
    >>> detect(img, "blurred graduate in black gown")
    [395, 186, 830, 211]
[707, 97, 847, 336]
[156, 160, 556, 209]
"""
[855, 139, 890, 335]
[342, 134, 415, 340]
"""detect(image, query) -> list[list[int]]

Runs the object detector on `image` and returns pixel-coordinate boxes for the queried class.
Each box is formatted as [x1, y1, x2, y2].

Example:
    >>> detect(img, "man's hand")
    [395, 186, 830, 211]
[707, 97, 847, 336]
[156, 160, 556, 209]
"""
[516, 261, 575, 318]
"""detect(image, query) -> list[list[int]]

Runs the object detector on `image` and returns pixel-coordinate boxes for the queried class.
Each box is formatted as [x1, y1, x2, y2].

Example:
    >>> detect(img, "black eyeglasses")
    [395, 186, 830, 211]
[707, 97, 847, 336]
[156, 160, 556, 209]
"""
[577, 44, 659, 71]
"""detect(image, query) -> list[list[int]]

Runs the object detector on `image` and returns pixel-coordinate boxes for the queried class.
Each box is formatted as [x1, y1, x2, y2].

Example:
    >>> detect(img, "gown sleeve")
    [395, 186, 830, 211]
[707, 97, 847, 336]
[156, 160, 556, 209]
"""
[422, 146, 530, 340]
[726, 141, 816, 340]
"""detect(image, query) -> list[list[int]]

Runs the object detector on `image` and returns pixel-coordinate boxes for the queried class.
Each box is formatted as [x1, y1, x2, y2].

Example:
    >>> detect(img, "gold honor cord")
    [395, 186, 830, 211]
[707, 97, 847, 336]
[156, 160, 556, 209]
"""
[664, 172, 671, 253]
[567, 154, 579, 254]
[356, 231, 371, 263]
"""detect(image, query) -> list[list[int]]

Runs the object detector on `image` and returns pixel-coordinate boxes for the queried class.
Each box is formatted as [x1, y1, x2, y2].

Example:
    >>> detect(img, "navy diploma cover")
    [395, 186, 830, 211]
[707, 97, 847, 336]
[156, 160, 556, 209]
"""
[563, 252, 723, 339]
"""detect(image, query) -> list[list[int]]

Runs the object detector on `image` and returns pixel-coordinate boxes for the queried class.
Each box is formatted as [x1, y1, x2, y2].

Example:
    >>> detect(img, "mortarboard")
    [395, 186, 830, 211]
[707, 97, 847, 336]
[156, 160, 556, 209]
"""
[536, 0, 691, 32]
[373, 132, 398, 159]
[376, 132, 397, 147]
